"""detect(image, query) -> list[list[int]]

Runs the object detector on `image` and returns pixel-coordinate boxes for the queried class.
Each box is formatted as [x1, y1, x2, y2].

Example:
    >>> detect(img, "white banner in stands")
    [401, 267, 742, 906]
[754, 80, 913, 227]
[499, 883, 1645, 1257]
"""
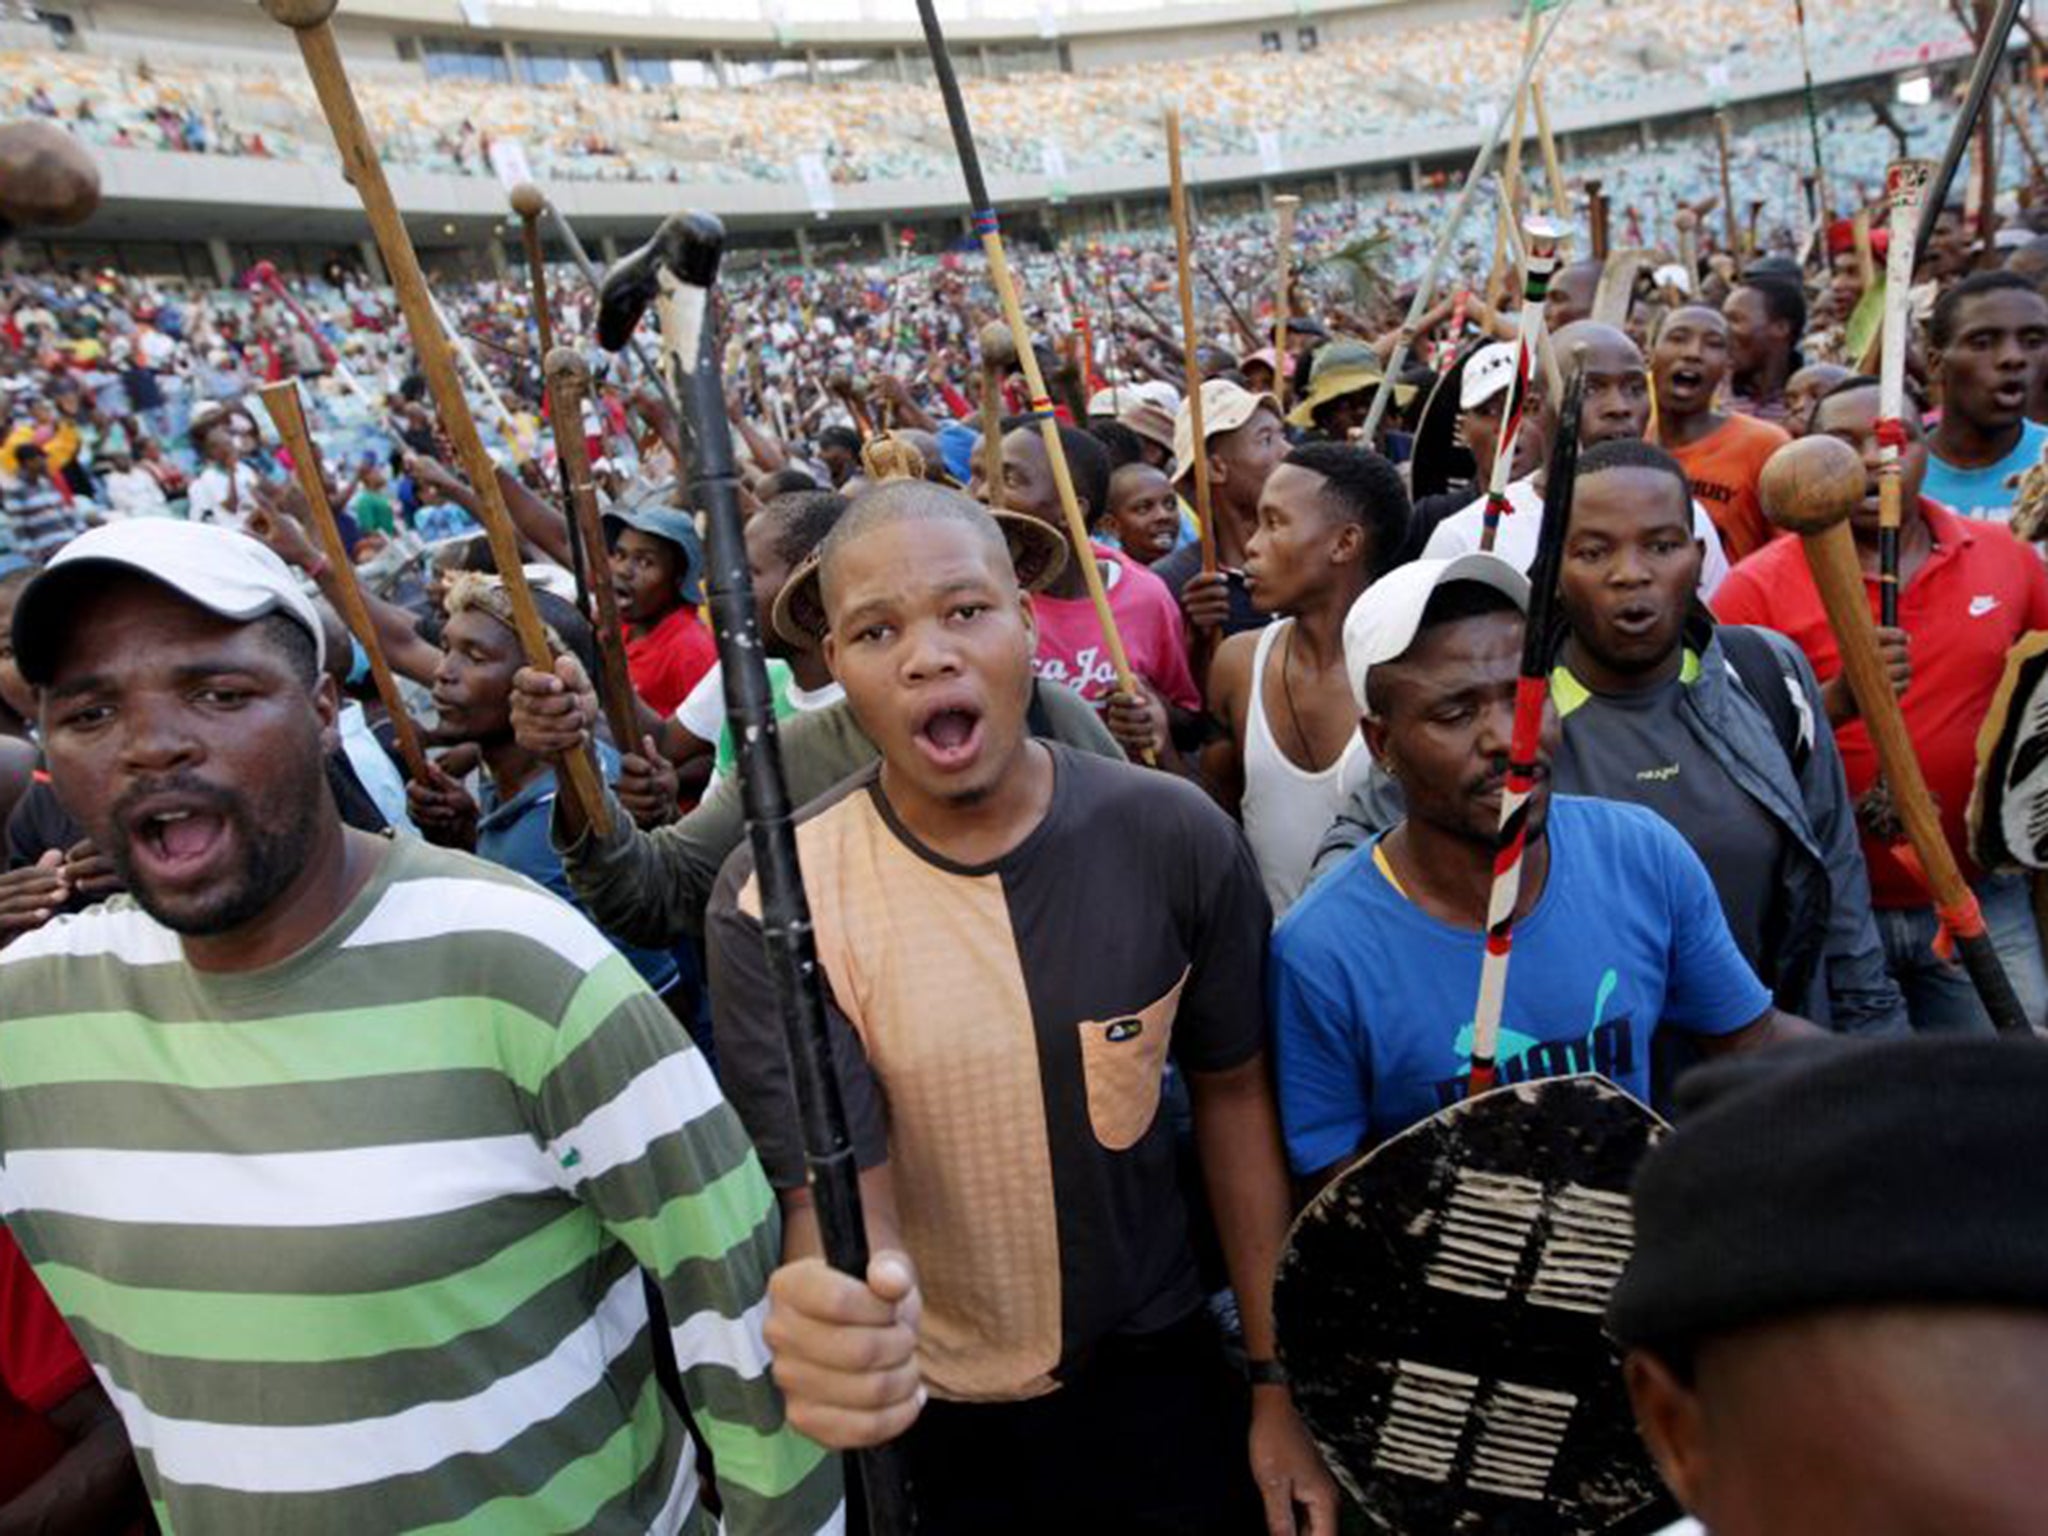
[797, 154, 836, 215]
[1257, 129, 1284, 176]
[487, 140, 532, 191]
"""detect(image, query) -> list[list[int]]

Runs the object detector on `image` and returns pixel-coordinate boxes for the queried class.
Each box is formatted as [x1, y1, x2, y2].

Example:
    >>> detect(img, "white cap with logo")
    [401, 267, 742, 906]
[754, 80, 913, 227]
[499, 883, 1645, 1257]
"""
[14, 519, 326, 686]
[1342, 553, 1529, 716]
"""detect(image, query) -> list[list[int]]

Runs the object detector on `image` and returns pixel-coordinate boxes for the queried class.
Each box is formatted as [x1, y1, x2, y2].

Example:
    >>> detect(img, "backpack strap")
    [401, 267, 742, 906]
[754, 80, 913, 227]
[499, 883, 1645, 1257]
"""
[1718, 624, 1812, 777]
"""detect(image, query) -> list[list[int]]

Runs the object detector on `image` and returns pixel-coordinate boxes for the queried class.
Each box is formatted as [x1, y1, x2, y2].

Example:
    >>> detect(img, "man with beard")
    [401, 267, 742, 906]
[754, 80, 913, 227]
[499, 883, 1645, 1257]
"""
[1271, 556, 1817, 1184]
[0, 521, 842, 1534]
[1651, 305, 1790, 562]
[1722, 278, 1806, 427]
[711, 481, 1339, 1535]
[1715, 379, 2048, 1032]
[1422, 323, 1732, 594]
[1920, 271, 2048, 520]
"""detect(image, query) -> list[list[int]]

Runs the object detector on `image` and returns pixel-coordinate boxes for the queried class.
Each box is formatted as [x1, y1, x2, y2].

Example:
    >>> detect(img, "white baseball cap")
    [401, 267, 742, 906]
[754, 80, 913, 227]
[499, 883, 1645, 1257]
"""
[1460, 342, 1523, 412]
[1343, 553, 1529, 715]
[15, 519, 326, 686]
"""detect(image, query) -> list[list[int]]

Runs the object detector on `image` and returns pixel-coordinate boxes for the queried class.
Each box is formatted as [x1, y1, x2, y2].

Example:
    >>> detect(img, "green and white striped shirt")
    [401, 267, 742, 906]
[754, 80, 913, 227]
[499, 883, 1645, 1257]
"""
[0, 836, 840, 1535]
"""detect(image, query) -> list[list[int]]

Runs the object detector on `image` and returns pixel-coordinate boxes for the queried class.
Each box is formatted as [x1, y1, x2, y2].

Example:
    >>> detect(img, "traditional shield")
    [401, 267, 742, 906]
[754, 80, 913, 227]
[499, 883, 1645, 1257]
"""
[1275, 1075, 1674, 1535]
[1408, 337, 1485, 503]
[1968, 630, 2048, 872]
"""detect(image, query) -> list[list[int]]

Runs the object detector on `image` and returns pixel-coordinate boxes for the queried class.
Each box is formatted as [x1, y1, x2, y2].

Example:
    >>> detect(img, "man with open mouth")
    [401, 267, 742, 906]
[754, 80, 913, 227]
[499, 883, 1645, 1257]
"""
[0, 519, 843, 1534]
[704, 480, 1338, 1534]
[1651, 304, 1791, 564]
[1920, 270, 2048, 523]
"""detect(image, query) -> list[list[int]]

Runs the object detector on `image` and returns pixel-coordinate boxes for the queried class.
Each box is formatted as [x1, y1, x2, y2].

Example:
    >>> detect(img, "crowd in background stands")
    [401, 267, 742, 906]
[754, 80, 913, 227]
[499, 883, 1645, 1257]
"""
[0, 0, 1968, 186]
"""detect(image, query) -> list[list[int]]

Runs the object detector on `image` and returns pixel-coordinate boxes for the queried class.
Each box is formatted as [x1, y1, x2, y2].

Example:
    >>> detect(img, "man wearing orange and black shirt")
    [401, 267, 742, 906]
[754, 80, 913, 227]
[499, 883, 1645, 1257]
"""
[708, 482, 1338, 1535]
[1651, 305, 1790, 564]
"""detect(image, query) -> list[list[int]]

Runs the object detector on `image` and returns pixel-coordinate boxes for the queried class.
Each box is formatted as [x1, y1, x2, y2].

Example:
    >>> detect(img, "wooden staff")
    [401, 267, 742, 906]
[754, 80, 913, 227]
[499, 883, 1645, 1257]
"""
[1272, 193, 1299, 413]
[263, 0, 612, 837]
[916, 0, 1146, 732]
[1586, 176, 1609, 261]
[1746, 198, 1766, 260]
[1470, 352, 1587, 1095]
[256, 379, 428, 783]
[544, 346, 640, 754]
[1167, 108, 1218, 578]
[1530, 77, 1568, 219]
[1359, 0, 1577, 441]
[1491, 70, 1535, 304]
[1761, 436, 2031, 1034]
[509, 182, 556, 359]
[508, 179, 594, 619]
[1791, 0, 1833, 223]
[1878, 160, 1933, 627]
[1853, 206, 1878, 293]
[1715, 112, 1740, 256]
[1676, 207, 1700, 290]
[1480, 217, 1563, 553]
[976, 319, 1015, 499]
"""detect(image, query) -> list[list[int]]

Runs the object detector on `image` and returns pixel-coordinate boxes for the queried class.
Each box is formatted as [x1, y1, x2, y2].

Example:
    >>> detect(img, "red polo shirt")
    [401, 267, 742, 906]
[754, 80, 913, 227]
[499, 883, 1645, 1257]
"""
[1714, 500, 2048, 908]
[1, 1226, 94, 1505]
[623, 604, 717, 719]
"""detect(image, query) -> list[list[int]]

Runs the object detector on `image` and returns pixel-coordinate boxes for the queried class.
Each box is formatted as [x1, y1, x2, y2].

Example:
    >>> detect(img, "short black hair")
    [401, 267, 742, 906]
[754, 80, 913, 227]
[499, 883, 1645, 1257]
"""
[1930, 269, 2048, 349]
[1576, 437, 1693, 508]
[254, 612, 321, 689]
[1814, 372, 1926, 424]
[1737, 277, 1807, 343]
[818, 425, 862, 457]
[1087, 419, 1146, 471]
[1054, 423, 1111, 520]
[758, 466, 820, 498]
[763, 489, 849, 568]
[531, 589, 600, 684]
[1283, 442, 1412, 581]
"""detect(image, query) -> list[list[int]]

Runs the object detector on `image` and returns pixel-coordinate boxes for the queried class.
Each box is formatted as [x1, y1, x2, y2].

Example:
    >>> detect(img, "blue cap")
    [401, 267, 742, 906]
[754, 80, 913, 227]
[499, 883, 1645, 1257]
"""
[936, 421, 979, 486]
[603, 482, 705, 605]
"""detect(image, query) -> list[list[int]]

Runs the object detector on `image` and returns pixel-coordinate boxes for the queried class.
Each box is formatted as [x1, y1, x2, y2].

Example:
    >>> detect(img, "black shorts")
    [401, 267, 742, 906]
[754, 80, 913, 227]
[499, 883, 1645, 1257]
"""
[857, 1310, 1265, 1536]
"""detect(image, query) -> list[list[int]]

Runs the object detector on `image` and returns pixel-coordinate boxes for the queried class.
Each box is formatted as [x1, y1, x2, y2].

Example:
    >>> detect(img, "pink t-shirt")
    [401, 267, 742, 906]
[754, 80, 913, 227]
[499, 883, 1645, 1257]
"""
[1030, 546, 1202, 713]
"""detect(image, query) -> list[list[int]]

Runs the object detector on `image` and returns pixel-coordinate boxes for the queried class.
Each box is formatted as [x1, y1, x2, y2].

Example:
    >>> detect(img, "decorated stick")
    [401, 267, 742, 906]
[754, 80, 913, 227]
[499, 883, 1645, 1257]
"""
[1469, 352, 1588, 1096]
[1915, 0, 2024, 259]
[595, 214, 914, 1529]
[1479, 217, 1562, 554]
[257, 379, 428, 783]
[1877, 159, 1933, 627]
[1167, 108, 1219, 578]
[1762, 436, 2030, 1033]
[915, 0, 1145, 720]
[1272, 192, 1300, 413]
[1791, 0, 1833, 222]
[263, 0, 613, 838]
[1714, 112, 1740, 256]
[1359, 0, 1577, 441]
[1439, 288, 1472, 375]
[544, 346, 640, 754]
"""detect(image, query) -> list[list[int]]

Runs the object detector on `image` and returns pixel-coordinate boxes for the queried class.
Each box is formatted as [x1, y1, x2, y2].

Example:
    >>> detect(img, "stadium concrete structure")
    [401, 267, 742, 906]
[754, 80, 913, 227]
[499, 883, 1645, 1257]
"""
[0, 0, 1988, 275]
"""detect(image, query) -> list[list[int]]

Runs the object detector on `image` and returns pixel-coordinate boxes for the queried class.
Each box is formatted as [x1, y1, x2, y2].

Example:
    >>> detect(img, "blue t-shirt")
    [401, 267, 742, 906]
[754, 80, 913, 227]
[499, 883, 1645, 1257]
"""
[1269, 795, 1769, 1175]
[1922, 418, 2048, 519]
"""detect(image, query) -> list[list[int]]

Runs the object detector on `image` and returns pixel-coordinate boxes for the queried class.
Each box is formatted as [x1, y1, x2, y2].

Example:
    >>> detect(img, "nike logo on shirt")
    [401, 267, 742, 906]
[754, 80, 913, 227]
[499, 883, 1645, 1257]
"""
[1970, 595, 2001, 617]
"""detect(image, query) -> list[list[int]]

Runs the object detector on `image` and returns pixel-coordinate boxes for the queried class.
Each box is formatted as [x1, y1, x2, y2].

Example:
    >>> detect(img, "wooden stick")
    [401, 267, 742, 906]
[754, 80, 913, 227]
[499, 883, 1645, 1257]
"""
[1676, 207, 1700, 290]
[1853, 206, 1878, 293]
[1194, 252, 1261, 351]
[264, 0, 611, 837]
[1586, 177, 1609, 261]
[1762, 437, 2030, 1033]
[1167, 108, 1218, 578]
[509, 182, 556, 360]
[1530, 77, 1568, 219]
[257, 379, 428, 783]
[1272, 193, 1300, 413]
[543, 347, 640, 755]
[1878, 160, 1933, 627]
[1715, 111, 1740, 256]
[976, 319, 1014, 499]
[916, 0, 1148, 754]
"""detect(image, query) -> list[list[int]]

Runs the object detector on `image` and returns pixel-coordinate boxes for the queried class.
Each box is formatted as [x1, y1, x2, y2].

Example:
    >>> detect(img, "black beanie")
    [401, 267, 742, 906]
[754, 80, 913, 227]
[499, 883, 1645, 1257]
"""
[1608, 1036, 2048, 1350]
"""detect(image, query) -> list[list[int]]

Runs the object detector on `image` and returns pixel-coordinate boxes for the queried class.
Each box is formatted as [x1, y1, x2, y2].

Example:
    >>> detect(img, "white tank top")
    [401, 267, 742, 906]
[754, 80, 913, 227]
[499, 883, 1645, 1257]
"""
[1241, 618, 1373, 916]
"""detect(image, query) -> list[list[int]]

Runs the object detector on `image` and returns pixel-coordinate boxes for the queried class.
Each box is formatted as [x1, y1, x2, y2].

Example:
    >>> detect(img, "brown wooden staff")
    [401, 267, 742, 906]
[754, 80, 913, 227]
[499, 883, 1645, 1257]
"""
[1271, 193, 1299, 414]
[1166, 107, 1217, 578]
[263, 0, 611, 836]
[257, 379, 428, 783]
[1586, 177, 1609, 261]
[976, 319, 1014, 499]
[509, 182, 556, 359]
[1530, 78, 1568, 219]
[544, 346, 640, 755]
[1714, 111, 1739, 255]
[1760, 436, 2030, 1033]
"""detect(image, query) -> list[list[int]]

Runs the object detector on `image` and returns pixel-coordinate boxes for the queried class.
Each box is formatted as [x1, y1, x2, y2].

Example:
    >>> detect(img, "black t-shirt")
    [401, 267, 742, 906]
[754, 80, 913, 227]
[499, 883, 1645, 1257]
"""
[707, 744, 1270, 1402]
[1151, 541, 1267, 638]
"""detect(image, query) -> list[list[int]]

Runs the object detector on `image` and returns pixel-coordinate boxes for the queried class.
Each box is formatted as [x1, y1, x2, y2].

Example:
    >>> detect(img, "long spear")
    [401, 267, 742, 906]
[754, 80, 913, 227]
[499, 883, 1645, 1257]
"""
[1359, 0, 1577, 442]
[1469, 351, 1587, 1096]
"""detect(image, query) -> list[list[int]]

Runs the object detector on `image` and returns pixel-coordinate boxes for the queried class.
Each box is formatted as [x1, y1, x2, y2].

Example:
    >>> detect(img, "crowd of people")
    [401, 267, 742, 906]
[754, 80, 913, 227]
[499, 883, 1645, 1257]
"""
[1, 0, 1969, 187]
[5, 10, 2048, 1532]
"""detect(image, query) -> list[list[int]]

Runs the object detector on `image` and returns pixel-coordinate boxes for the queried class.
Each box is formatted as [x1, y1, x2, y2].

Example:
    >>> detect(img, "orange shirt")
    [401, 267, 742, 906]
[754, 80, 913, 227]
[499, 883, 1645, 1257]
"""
[1665, 412, 1790, 563]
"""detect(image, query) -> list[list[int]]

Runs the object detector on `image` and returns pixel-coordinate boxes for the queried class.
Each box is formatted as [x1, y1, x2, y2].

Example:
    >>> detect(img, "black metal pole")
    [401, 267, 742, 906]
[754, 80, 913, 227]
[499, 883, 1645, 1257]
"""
[656, 213, 914, 1535]
[1914, 0, 2024, 258]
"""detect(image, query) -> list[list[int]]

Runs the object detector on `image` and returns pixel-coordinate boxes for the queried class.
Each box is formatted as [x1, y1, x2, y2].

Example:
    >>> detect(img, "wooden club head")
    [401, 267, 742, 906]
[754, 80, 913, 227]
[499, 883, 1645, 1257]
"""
[979, 320, 1017, 370]
[543, 344, 590, 389]
[259, 0, 339, 28]
[0, 121, 99, 230]
[509, 182, 546, 222]
[1761, 435, 1867, 537]
[1674, 209, 1698, 233]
